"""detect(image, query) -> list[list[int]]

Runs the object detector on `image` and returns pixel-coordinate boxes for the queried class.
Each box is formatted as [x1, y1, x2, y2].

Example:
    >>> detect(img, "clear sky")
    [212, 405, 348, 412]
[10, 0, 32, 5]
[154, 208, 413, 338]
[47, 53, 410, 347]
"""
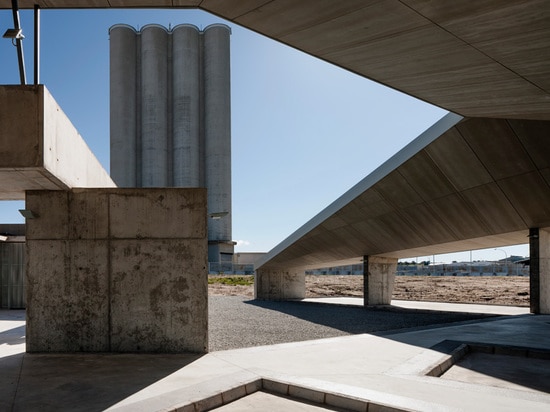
[0, 7, 529, 263]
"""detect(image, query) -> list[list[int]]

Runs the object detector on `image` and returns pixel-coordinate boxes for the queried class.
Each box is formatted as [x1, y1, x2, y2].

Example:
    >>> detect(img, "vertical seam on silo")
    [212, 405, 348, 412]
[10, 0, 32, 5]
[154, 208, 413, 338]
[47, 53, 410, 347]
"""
[199, 29, 205, 189]
[136, 30, 142, 187]
[167, 30, 174, 187]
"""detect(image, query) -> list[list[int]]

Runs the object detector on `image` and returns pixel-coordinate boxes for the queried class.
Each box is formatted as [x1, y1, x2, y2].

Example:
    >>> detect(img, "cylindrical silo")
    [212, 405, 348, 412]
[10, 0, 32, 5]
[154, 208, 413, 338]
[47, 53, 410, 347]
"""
[109, 24, 137, 187]
[203, 24, 232, 242]
[140, 24, 169, 187]
[172, 24, 201, 187]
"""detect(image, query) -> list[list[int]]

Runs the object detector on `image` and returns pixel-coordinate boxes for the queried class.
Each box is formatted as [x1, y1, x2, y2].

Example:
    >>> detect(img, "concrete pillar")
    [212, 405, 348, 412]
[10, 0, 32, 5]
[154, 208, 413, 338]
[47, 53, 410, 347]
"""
[203, 24, 231, 242]
[255, 267, 305, 300]
[25, 188, 208, 353]
[363, 255, 397, 306]
[530, 227, 550, 314]
[141, 25, 169, 187]
[109, 25, 137, 187]
[172, 24, 201, 187]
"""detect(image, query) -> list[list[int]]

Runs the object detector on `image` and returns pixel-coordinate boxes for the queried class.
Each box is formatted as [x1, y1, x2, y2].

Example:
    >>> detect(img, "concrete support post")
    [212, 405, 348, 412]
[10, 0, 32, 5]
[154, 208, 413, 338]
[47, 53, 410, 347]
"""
[363, 255, 397, 306]
[255, 267, 305, 300]
[530, 228, 540, 314]
[25, 188, 208, 353]
[531, 227, 550, 314]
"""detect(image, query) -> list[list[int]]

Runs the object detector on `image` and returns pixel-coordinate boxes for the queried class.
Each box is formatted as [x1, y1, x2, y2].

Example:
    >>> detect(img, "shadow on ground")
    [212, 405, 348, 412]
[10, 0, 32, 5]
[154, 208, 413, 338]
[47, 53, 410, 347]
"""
[208, 296, 496, 351]
[246, 299, 496, 334]
[2, 352, 203, 412]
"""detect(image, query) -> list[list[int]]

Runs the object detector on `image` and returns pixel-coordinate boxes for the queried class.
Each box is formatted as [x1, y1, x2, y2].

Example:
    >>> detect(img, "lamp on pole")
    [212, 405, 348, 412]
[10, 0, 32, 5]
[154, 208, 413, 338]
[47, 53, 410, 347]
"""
[494, 248, 508, 274]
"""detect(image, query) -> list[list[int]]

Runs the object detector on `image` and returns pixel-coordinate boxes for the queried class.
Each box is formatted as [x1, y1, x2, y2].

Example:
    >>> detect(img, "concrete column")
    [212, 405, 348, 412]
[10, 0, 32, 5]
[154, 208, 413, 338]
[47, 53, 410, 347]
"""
[172, 24, 201, 187]
[363, 255, 397, 306]
[25, 188, 208, 353]
[203, 24, 231, 242]
[109, 25, 137, 187]
[531, 227, 550, 314]
[141, 25, 169, 187]
[255, 267, 305, 300]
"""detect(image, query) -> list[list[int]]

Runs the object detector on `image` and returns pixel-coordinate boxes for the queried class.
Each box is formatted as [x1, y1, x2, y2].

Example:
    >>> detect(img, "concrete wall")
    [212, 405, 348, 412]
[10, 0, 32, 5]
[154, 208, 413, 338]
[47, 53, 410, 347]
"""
[255, 267, 305, 300]
[364, 256, 397, 306]
[25, 188, 208, 353]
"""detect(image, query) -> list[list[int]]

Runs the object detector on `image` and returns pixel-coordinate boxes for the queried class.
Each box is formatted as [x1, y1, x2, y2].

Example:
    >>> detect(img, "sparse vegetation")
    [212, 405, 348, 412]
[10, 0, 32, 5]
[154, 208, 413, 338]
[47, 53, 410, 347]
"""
[208, 275, 254, 286]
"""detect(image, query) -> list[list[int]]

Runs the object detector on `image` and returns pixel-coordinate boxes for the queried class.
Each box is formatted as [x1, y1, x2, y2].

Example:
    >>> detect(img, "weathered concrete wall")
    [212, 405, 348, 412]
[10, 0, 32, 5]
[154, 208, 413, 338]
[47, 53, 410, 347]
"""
[0, 85, 115, 200]
[255, 267, 305, 300]
[364, 256, 397, 305]
[25, 188, 208, 353]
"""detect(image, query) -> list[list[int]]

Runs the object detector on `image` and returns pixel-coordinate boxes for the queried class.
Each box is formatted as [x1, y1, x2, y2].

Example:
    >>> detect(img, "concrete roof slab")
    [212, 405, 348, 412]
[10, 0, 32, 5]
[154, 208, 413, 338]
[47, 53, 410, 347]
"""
[456, 119, 536, 180]
[258, 115, 550, 270]
[1, 1, 548, 119]
[424, 127, 493, 191]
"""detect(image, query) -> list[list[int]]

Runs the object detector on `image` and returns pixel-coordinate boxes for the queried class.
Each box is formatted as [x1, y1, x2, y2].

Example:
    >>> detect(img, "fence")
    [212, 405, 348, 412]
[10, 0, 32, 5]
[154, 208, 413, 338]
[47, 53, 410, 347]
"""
[0, 242, 26, 309]
[208, 263, 255, 275]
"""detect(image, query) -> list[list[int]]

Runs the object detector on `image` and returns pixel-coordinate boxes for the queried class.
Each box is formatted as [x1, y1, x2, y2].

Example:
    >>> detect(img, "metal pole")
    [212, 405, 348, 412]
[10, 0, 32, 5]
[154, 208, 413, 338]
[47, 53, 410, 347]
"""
[494, 248, 508, 274]
[34, 4, 40, 85]
[11, 0, 27, 85]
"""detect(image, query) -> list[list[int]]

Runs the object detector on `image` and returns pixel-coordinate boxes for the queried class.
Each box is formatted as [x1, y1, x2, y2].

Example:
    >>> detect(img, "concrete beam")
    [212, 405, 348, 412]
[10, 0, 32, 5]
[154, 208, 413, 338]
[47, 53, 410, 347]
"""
[0, 85, 114, 200]
[363, 255, 397, 306]
[255, 267, 305, 301]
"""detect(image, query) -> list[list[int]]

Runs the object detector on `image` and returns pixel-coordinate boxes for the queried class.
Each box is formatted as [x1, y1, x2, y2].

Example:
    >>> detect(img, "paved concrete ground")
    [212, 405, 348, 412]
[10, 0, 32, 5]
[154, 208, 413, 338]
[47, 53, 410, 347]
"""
[300, 298, 530, 316]
[1, 300, 549, 411]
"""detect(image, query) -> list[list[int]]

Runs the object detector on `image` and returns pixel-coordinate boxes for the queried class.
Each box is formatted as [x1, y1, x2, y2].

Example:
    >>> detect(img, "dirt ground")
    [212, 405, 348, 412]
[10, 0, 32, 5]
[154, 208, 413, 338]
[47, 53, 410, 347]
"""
[208, 275, 530, 307]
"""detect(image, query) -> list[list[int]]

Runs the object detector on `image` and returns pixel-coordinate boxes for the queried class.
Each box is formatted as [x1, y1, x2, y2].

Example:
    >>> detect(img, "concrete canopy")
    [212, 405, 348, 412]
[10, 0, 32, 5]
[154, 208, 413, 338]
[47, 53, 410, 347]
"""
[258, 114, 550, 270]
[3, 1, 549, 120]
[3, 1, 549, 270]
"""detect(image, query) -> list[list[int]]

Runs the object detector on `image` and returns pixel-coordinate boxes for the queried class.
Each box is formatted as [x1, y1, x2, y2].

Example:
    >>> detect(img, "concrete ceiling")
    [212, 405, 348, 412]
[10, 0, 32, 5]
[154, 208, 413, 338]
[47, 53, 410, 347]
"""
[3, 1, 549, 120]
[1, 1, 548, 269]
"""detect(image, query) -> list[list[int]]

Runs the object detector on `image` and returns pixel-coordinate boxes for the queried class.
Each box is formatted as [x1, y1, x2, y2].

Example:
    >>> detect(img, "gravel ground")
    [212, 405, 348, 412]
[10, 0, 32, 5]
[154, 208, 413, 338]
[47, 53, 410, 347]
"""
[208, 296, 496, 352]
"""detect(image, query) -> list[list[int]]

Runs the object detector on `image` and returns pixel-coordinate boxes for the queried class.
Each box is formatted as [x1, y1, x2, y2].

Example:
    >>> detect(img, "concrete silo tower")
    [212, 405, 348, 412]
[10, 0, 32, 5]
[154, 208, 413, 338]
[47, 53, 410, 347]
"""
[109, 23, 233, 267]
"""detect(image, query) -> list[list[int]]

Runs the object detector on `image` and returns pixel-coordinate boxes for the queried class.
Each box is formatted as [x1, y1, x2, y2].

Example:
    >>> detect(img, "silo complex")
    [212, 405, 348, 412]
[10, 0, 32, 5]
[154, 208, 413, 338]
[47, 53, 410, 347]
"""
[110, 23, 233, 266]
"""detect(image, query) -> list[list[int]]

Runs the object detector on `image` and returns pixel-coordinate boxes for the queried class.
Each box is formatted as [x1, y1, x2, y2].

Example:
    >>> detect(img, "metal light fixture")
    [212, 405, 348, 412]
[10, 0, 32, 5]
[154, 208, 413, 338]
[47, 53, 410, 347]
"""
[3, 28, 24, 39]
[209, 212, 228, 220]
[19, 209, 38, 219]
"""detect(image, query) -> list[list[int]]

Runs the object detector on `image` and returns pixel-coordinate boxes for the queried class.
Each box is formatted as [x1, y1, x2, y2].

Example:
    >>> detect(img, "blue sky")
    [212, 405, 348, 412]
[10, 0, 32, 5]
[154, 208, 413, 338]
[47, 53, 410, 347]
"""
[0, 8, 528, 262]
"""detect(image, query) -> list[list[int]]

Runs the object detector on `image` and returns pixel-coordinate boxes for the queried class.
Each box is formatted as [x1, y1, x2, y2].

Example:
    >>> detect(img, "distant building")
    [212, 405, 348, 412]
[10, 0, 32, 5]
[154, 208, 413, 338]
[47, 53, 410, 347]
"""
[109, 23, 234, 265]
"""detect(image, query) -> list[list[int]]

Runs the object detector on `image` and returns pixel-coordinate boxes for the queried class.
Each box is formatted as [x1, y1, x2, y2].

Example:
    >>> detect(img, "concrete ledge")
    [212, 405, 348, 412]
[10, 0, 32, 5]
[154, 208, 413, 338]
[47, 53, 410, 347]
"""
[0, 85, 114, 199]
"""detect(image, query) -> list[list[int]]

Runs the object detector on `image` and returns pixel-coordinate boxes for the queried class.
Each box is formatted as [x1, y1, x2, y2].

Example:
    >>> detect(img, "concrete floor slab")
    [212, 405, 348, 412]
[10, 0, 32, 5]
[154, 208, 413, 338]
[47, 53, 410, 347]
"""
[299, 297, 530, 315]
[2, 304, 550, 411]
[213, 392, 343, 412]
[441, 352, 550, 393]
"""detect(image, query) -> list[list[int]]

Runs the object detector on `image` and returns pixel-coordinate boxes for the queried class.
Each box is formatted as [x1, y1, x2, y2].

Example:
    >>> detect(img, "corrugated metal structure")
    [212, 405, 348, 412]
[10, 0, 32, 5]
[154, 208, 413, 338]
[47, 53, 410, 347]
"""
[110, 23, 233, 265]
[0, 224, 26, 309]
